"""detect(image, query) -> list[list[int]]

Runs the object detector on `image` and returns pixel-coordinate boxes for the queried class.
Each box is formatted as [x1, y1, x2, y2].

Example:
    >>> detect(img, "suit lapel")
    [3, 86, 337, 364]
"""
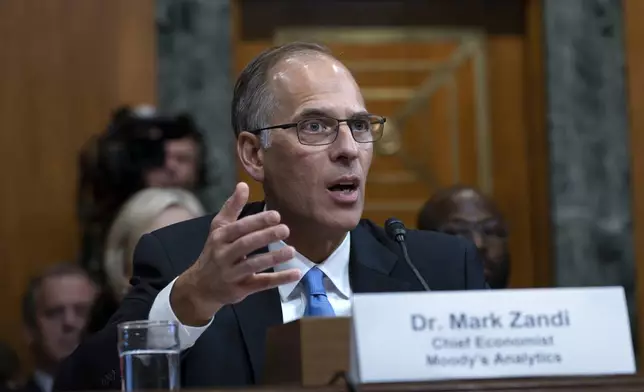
[349, 222, 411, 293]
[24, 378, 44, 392]
[231, 213, 412, 382]
[238, 200, 266, 217]
[231, 275, 282, 384]
[230, 201, 283, 383]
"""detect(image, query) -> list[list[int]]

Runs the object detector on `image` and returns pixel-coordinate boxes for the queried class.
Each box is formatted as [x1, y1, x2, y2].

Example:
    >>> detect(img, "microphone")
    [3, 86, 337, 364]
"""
[384, 218, 431, 291]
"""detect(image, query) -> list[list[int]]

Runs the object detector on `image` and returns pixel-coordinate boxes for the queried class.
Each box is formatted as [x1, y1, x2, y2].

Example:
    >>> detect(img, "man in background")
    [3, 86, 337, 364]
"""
[76, 106, 208, 330]
[21, 265, 97, 392]
[0, 342, 19, 392]
[142, 122, 203, 191]
[77, 106, 208, 277]
[417, 185, 510, 289]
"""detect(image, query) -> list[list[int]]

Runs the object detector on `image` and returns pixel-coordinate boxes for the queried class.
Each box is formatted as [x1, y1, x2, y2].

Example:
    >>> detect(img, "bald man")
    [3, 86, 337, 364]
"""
[54, 42, 486, 390]
[417, 185, 510, 289]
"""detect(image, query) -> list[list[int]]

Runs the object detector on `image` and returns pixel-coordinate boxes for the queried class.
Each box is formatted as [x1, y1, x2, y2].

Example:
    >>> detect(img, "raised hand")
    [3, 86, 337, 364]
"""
[170, 182, 300, 326]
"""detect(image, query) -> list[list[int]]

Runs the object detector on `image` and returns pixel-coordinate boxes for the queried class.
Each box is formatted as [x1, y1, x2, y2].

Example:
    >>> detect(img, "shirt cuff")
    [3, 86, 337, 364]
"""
[148, 276, 213, 350]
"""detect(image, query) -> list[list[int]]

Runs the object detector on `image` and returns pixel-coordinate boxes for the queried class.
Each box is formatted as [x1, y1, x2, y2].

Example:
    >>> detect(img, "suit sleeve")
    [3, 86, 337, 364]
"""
[54, 233, 175, 391]
[463, 239, 488, 289]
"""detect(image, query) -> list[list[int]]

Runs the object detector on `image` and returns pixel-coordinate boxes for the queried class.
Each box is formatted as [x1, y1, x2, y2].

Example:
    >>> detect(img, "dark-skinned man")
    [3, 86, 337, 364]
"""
[417, 185, 510, 289]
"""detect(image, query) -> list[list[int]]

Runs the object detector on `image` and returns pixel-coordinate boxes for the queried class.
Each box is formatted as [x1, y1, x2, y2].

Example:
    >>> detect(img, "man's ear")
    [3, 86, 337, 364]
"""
[237, 132, 264, 182]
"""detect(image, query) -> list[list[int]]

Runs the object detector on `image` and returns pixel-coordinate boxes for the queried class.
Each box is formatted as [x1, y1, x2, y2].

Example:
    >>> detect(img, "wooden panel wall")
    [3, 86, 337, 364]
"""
[523, 0, 551, 288]
[624, 0, 644, 368]
[0, 0, 156, 368]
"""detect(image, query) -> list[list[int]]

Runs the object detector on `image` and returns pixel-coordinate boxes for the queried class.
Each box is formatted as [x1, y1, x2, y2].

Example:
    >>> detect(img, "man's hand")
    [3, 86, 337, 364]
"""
[170, 182, 300, 326]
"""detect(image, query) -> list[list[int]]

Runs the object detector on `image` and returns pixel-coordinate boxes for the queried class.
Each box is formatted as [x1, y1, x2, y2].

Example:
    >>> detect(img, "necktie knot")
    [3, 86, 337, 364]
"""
[302, 267, 335, 317]
[302, 267, 326, 296]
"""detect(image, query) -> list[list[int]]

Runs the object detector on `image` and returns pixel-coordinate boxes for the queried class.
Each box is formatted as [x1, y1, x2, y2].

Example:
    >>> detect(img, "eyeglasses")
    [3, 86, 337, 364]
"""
[247, 114, 386, 146]
[439, 221, 508, 242]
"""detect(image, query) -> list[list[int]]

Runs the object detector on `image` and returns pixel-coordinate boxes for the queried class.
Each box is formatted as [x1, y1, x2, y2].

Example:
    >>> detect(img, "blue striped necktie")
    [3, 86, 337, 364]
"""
[302, 267, 336, 317]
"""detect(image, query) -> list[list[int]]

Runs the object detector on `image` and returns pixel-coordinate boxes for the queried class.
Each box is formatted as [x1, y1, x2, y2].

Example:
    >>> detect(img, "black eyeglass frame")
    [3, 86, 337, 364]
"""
[438, 221, 509, 242]
[245, 115, 387, 146]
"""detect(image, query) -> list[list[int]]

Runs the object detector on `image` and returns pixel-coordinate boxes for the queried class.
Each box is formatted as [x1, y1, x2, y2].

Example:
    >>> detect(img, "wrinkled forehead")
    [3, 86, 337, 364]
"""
[166, 137, 198, 150]
[269, 53, 365, 119]
[37, 275, 95, 306]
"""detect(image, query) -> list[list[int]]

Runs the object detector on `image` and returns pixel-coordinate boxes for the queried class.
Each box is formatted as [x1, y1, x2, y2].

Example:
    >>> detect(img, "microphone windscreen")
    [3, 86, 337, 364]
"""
[384, 218, 406, 240]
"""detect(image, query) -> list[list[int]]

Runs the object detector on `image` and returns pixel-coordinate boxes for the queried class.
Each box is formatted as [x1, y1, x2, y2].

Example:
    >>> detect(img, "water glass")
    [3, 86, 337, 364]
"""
[118, 320, 180, 391]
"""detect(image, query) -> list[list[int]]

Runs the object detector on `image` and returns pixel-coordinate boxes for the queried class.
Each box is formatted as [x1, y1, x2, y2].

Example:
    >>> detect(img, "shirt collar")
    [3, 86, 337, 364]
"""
[270, 233, 351, 300]
[33, 370, 54, 392]
[264, 205, 351, 301]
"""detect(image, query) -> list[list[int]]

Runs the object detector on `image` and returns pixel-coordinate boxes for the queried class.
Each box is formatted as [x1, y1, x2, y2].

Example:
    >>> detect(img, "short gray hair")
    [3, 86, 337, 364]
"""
[231, 41, 333, 138]
[22, 263, 94, 328]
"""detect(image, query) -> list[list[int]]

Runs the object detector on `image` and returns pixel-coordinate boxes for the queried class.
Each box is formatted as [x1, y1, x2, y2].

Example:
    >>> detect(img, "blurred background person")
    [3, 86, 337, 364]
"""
[21, 265, 97, 392]
[87, 188, 205, 333]
[0, 342, 20, 392]
[417, 185, 510, 289]
[77, 106, 209, 299]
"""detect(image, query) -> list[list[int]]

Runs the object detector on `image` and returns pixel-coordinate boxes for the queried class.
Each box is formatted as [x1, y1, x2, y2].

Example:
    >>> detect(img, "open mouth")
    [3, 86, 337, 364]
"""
[327, 176, 360, 194]
[328, 183, 358, 193]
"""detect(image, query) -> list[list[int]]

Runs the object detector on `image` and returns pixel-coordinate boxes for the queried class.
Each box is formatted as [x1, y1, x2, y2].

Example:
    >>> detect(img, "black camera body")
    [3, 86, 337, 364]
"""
[95, 106, 203, 192]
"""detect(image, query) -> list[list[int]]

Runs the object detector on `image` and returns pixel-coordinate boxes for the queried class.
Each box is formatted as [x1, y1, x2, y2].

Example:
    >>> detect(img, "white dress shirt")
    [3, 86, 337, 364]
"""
[148, 233, 352, 350]
[33, 370, 54, 392]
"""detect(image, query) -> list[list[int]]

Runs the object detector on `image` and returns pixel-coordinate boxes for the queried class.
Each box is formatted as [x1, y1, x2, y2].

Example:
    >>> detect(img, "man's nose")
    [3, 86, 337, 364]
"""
[62, 309, 82, 331]
[330, 124, 359, 162]
[165, 156, 179, 171]
[472, 231, 486, 250]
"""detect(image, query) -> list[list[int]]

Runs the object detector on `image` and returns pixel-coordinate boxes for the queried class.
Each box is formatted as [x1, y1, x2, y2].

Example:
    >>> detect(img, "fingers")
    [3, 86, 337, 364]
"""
[226, 246, 295, 282]
[243, 269, 301, 294]
[225, 224, 290, 262]
[211, 182, 249, 230]
[217, 210, 281, 244]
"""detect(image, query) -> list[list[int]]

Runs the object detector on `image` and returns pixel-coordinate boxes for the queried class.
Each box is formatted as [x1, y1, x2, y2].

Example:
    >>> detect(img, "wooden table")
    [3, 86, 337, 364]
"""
[188, 375, 644, 391]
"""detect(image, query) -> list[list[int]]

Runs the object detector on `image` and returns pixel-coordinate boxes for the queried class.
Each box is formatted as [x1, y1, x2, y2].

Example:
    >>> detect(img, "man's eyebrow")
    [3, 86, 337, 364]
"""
[295, 108, 371, 119]
[296, 109, 330, 118]
[447, 217, 500, 225]
[348, 110, 371, 119]
[444, 218, 474, 225]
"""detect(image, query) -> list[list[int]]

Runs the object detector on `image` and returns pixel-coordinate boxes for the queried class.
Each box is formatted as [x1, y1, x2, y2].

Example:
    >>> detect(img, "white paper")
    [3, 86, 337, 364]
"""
[351, 287, 635, 384]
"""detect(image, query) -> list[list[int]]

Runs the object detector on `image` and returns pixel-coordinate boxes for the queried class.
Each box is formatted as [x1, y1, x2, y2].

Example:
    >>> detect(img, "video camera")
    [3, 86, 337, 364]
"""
[92, 105, 201, 190]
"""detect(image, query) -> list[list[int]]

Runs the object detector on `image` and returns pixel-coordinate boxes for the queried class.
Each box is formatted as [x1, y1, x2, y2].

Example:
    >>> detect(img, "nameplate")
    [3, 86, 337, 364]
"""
[350, 287, 634, 384]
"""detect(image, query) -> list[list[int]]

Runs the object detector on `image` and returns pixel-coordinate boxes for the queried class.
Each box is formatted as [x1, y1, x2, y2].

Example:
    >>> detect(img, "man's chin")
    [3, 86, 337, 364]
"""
[55, 343, 80, 359]
[321, 210, 362, 232]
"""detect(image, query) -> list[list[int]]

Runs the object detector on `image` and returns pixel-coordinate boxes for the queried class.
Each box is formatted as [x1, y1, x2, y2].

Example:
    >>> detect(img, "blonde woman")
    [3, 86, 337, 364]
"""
[103, 188, 205, 302]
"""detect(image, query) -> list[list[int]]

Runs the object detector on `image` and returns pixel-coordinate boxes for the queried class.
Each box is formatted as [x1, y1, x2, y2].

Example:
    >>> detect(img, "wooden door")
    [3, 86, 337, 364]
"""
[232, 0, 550, 289]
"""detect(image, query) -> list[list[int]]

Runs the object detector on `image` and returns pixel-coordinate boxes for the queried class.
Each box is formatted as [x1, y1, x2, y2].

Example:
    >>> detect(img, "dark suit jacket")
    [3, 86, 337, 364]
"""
[54, 202, 486, 390]
[19, 378, 45, 392]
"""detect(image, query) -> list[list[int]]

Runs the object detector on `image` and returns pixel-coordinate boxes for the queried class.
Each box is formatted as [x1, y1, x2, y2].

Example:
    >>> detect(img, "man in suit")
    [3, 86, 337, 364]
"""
[54, 41, 487, 390]
[21, 264, 97, 392]
[0, 341, 20, 392]
[417, 185, 510, 289]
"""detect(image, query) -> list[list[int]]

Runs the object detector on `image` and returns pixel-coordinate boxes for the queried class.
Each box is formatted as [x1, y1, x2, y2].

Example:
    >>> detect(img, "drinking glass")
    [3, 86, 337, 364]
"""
[118, 320, 180, 391]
